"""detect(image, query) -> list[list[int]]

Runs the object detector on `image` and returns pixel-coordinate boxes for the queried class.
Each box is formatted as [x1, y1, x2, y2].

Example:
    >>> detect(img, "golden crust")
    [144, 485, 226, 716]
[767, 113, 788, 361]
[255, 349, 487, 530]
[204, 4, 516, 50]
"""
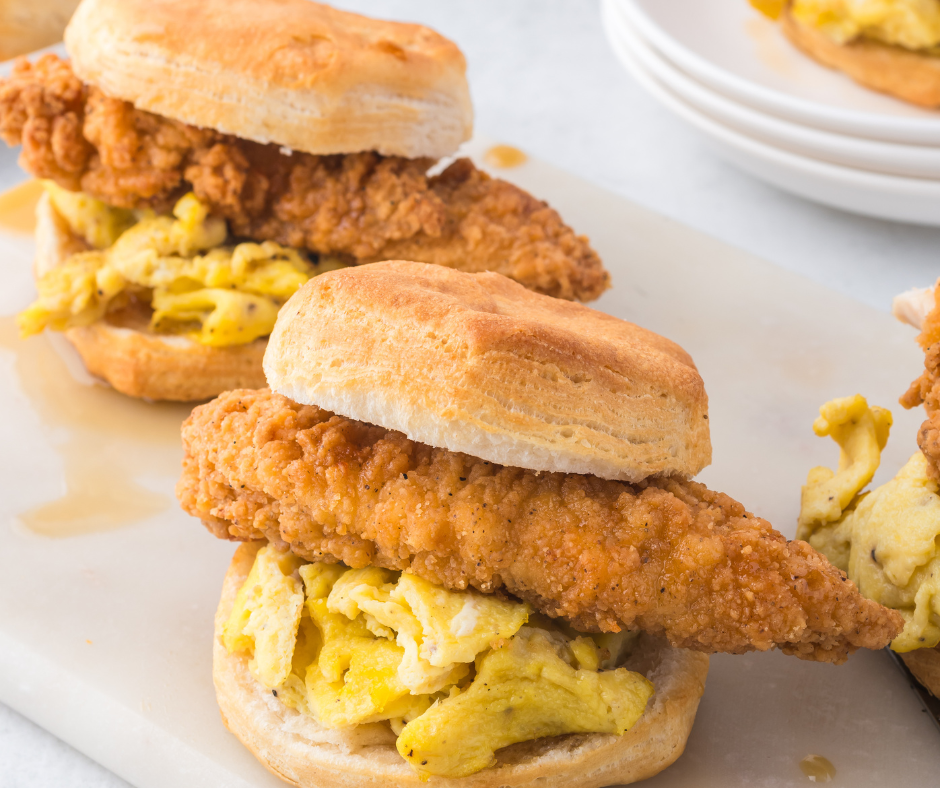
[901, 646, 940, 699]
[264, 261, 710, 482]
[3, 58, 604, 301]
[64, 323, 267, 402]
[35, 191, 267, 401]
[180, 388, 903, 660]
[213, 542, 709, 788]
[781, 8, 940, 108]
[64, 0, 473, 159]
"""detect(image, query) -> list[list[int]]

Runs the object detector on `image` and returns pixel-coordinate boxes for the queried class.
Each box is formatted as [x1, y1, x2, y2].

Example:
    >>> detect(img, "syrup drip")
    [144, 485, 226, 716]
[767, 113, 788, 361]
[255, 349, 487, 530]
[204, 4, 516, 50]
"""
[0, 318, 192, 536]
[0, 179, 43, 233]
[799, 754, 836, 783]
[484, 145, 528, 169]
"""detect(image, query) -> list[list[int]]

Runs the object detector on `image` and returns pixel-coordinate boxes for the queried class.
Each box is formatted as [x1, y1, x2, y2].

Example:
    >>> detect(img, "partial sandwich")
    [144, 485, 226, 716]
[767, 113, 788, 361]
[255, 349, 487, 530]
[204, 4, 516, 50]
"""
[753, 0, 940, 107]
[794, 283, 940, 700]
[1, 0, 608, 401]
[898, 279, 940, 480]
[177, 261, 902, 786]
[0, 0, 80, 61]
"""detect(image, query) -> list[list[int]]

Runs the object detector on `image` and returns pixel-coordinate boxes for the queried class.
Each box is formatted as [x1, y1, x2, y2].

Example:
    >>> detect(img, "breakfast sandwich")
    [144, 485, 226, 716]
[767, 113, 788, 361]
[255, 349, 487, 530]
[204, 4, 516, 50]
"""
[0, 0, 80, 61]
[177, 261, 902, 786]
[796, 281, 940, 700]
[0, 0, 608, 401]
[751, 0, 940, 107]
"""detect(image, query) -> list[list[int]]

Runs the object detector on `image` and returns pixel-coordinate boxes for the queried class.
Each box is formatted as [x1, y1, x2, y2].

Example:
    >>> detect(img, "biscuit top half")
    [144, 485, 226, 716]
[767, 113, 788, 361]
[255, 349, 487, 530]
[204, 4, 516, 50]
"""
[264, 261, 711, 482]
[65, 0, 473, 159]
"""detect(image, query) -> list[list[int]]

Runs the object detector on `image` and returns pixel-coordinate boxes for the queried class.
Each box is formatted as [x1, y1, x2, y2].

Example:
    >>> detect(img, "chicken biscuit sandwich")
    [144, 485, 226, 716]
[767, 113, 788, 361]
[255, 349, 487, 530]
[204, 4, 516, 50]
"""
[751, 0, 940, 107]
[178, 261, 903, 786]
[797, 282, 940, 700]
[0, 0, 607, 401]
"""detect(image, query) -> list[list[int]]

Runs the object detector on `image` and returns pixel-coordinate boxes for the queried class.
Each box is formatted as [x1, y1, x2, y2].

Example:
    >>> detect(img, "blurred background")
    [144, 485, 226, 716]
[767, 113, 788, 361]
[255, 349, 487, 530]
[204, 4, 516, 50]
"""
[0, 0, 79, 60]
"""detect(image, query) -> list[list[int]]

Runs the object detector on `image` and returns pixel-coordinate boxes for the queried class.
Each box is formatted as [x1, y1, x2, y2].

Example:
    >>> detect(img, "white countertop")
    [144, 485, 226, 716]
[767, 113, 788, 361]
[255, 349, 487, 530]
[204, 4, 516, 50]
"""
[2, 1, 937, 785]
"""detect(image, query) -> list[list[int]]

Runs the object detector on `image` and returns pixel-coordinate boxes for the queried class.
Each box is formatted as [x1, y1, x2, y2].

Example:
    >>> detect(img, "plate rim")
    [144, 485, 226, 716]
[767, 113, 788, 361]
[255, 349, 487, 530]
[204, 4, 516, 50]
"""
[620, 0, 940, 144]
[608, 1, 940, 179]
[601, 0, 940, 226]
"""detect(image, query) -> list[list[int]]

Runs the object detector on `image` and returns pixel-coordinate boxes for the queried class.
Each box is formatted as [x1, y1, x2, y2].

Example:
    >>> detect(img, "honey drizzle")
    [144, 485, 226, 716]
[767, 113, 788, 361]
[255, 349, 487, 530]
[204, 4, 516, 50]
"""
[0, 179, 43, 233]
[799, 754, 836, 783]
[484, 145, 528, 169]
[0, 318, 193, 536]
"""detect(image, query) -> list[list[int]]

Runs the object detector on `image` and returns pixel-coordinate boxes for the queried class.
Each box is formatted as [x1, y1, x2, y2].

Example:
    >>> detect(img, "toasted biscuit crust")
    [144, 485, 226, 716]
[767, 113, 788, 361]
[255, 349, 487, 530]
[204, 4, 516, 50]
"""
[264, 262, 710, 482]
[781, 8, 940, 108]
[36, 191, 267, 401]
[213, 542, 709, 788]
[901, 647, 940, 699]
[64, 322, 266, 402]
[65, 0, 473, 159]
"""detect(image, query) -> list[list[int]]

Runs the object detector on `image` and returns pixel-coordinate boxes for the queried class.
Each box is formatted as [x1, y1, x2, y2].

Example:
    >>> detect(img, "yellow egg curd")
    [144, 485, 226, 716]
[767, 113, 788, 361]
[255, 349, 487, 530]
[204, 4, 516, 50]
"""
[750, 0, 789, 20]
[789, 0, 940, 51]
[19, 182, 346, 346]
[798, 395, 940, 652]
[223, 544, 655, 779]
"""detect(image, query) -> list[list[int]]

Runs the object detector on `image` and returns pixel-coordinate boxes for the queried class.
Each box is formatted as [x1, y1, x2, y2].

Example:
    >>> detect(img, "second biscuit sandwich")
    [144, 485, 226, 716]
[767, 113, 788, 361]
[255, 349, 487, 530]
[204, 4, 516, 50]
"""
[2, 0, 608, 401]
[178, 261, 902, 786]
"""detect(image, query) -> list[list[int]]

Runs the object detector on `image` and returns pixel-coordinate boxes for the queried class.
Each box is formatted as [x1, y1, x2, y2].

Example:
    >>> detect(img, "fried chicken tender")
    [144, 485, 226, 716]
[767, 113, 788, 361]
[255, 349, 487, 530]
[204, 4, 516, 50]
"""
[0, 55, 608, 301]
[901, 279, 940, 479]
[177, 389, 903, 664]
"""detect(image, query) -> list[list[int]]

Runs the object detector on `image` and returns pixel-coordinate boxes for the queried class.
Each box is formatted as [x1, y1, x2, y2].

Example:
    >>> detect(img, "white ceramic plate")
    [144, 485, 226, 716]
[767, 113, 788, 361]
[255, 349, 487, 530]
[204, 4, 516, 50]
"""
[602, 0, 940, 226]
[606, 0, 940, 179]
[621, 0, 940, 145]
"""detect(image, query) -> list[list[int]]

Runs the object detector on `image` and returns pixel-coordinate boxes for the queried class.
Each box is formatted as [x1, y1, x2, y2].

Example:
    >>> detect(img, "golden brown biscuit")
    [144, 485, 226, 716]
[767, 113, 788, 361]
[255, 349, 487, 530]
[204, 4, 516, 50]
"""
[65, 0, 473, 159]
[901, 646, 940, 699]
[264, 261, 710, 482]
[781, 8, 940, 108]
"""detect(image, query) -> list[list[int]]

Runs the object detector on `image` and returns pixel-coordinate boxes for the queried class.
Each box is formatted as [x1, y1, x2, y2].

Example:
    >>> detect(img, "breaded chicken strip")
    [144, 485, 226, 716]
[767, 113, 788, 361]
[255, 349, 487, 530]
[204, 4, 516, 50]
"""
[0, 54, 608, 301]
[177, 389, 903, 665]
[901, 280, 940, 479]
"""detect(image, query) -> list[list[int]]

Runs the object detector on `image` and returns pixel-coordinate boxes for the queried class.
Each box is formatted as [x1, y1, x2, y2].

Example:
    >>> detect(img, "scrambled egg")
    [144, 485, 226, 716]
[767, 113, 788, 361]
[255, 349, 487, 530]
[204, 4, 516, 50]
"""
[19, 183, 345, 346]
[224, 545, 654, 779]
[797, 394, 893, 558]
[790, 0, 940, 50]
[45, 182, 137, 249]
[750, 0, 789, 19]
[798, 396, 940, 652]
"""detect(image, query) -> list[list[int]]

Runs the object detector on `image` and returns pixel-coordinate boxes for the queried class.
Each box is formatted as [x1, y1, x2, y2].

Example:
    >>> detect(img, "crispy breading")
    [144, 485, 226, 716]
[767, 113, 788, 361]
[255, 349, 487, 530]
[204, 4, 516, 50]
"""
[177, 389, 904, 664]
[901, 279, 940, 479]
[0, 54, 608, 301]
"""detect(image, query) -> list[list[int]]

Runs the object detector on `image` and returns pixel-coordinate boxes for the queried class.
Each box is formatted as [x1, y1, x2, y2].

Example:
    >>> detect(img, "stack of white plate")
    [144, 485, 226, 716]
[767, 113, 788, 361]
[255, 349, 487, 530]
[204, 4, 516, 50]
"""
[602, 0, 940, 226]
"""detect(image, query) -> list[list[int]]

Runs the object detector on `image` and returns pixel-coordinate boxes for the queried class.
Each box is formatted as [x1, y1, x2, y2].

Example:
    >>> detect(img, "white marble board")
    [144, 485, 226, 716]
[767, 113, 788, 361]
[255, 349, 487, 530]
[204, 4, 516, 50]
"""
[0, 137, 937, 787]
